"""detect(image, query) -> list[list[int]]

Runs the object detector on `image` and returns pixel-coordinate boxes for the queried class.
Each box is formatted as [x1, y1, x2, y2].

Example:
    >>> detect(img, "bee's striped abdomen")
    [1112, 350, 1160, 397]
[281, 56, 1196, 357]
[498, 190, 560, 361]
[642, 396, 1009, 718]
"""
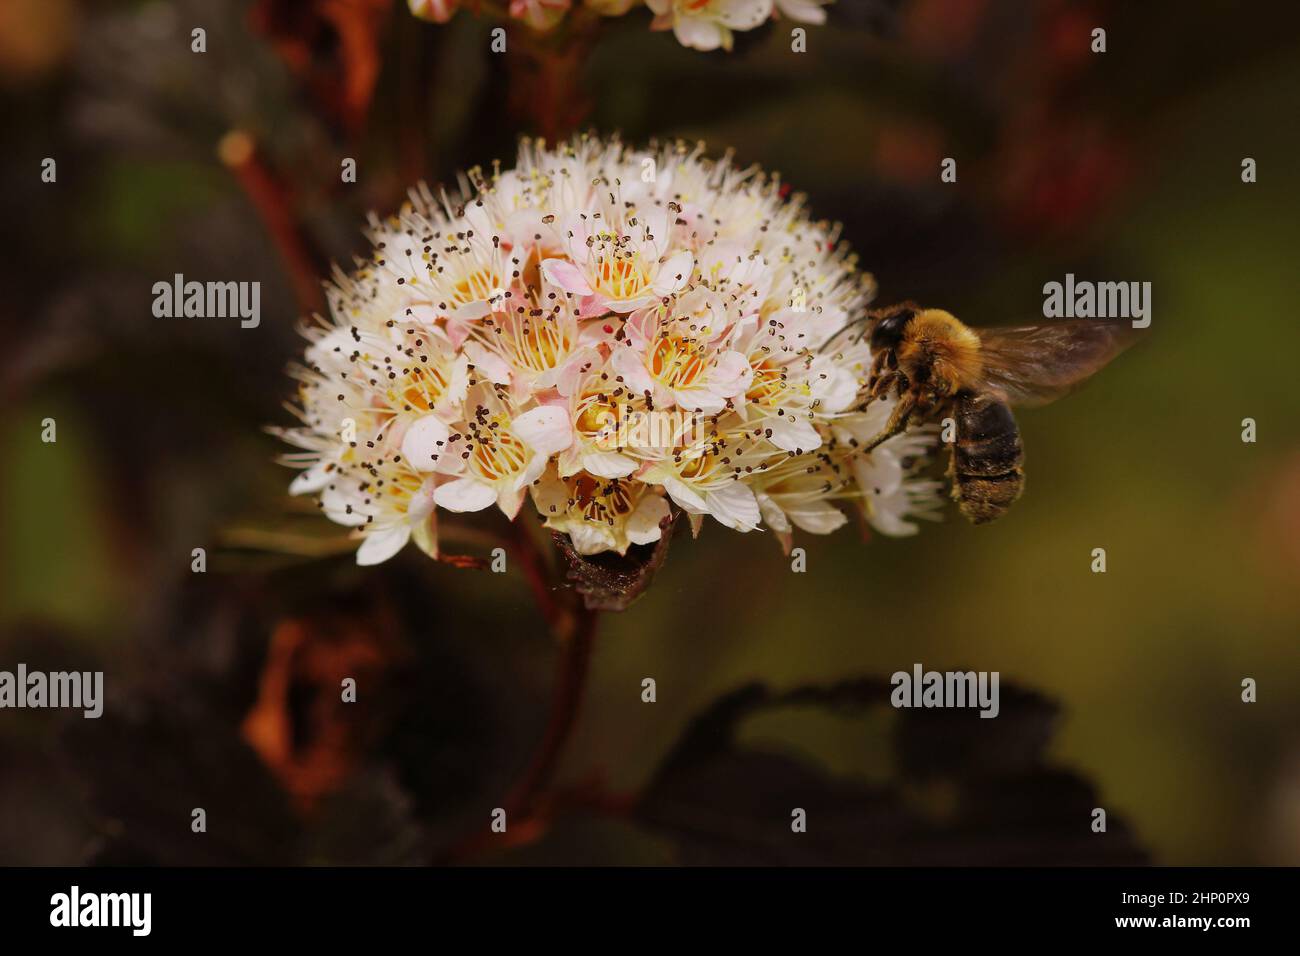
[951, 391, 1024, 523]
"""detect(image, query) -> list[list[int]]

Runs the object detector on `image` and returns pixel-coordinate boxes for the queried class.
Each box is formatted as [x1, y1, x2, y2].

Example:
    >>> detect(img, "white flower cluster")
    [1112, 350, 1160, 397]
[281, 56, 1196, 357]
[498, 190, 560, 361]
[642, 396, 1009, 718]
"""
[278, 136, 940, 565]
[410, 0, 833, 53]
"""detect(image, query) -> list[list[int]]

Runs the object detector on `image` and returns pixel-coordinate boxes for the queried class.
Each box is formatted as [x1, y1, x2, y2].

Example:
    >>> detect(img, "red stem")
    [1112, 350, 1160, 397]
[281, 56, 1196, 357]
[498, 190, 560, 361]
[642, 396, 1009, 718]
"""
[501, 602, 598, 816]
[436, 518, 600, 863]
[218, 130, 327, 315]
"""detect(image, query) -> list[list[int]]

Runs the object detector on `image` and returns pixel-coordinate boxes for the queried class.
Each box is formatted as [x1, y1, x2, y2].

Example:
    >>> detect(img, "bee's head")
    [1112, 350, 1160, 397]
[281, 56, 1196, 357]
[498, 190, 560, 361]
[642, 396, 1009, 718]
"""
[868, 305, 917, 352]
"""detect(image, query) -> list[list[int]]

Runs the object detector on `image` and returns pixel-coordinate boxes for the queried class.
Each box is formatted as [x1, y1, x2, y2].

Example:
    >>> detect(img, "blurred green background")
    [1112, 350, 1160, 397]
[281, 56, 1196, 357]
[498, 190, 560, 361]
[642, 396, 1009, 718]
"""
[2, 0, 1298, 865]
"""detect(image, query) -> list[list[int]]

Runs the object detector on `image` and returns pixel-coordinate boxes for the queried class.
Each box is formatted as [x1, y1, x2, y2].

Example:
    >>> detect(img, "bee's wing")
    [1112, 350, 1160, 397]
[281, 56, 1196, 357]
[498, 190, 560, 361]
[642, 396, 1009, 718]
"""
[973, 321, 1137, 408]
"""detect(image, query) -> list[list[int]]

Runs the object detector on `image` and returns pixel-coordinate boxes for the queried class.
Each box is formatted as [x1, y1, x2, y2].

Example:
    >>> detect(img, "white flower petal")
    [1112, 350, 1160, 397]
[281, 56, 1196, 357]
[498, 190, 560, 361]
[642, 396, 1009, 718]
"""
[708, 349, 754, 397]
[674, 15, 726, 51]
[356, 525, 411, 566]
[463, 342, 512, 385]
[511, 405, 573, 456]
[660, 475, 709, 514]
[400, 414, 451, 472]
[434, 477, 498, 513]
[652, 251, 694, 295]
[757, 492, 791, 533]
[582, 449, 637, 478]
[289, 461, 332, 495]
[704, 481, 761, 531]
[766, 413, 822, 453]
[785, 499, 848, 535]
[718, 0, 773, 30]
[627, 493, 669, 545]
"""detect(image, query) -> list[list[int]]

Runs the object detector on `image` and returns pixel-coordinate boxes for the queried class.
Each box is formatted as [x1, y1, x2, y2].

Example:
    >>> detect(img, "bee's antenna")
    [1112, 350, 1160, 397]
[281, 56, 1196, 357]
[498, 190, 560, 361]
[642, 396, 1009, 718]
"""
[820, 314, 873, 354]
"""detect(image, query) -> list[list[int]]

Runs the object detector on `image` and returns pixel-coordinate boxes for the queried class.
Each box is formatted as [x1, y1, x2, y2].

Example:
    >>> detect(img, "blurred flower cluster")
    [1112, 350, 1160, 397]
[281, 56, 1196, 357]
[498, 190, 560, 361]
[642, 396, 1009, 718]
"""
[409, 0, 831, 52]
[278, 135, 940, 565]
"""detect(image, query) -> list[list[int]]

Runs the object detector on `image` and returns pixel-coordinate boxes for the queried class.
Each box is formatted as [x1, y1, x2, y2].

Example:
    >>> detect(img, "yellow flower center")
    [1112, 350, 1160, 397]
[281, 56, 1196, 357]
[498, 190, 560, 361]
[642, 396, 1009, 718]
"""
[394, 362, 451, 412]
[573, 475, 635, 526]
[649, 335, 707, 389]
[469, 420, 528, 482]
[452, 267, 500, 306]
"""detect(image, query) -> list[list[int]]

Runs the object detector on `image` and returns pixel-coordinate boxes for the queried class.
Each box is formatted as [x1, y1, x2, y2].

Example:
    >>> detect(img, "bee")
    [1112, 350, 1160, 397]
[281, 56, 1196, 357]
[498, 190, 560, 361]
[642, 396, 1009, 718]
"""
[851, 302, 1136, 524]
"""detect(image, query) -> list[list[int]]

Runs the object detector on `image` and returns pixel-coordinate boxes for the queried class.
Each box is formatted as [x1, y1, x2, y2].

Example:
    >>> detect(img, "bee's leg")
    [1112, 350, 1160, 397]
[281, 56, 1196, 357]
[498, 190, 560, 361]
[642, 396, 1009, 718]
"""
[945, 443, 961, 501]
[863, 369, 896, 409]
[861, 352, 888, 404]
[863, 391, 917, 452]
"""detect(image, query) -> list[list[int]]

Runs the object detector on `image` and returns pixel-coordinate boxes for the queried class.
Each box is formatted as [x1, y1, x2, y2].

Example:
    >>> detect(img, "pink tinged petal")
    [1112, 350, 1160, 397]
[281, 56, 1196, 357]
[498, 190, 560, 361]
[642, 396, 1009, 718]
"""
[687, 512, 705, 538]
[708, 350, 754, 396]
[581, 450, 637, 479]
[434, 477, 497, 513]
[602, 294, 657, 314]
[623, 307, 658, 349]
[356, 525, 411, 566]
[651, 251, 694, 295]
[766, 414, 822, 453]
[541, 258, 595, 296]
[612, 346, 656, 397]
[443, 315, 472, 349]
[579, 294, 620, 318]
[549, 346, 601, 396]
[401, 414, 451, 472]
[576, 320, 621, 349]
[704, 481, 761, 532]
[463, 342, 512, 384]
[511, 405, 573, 456]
